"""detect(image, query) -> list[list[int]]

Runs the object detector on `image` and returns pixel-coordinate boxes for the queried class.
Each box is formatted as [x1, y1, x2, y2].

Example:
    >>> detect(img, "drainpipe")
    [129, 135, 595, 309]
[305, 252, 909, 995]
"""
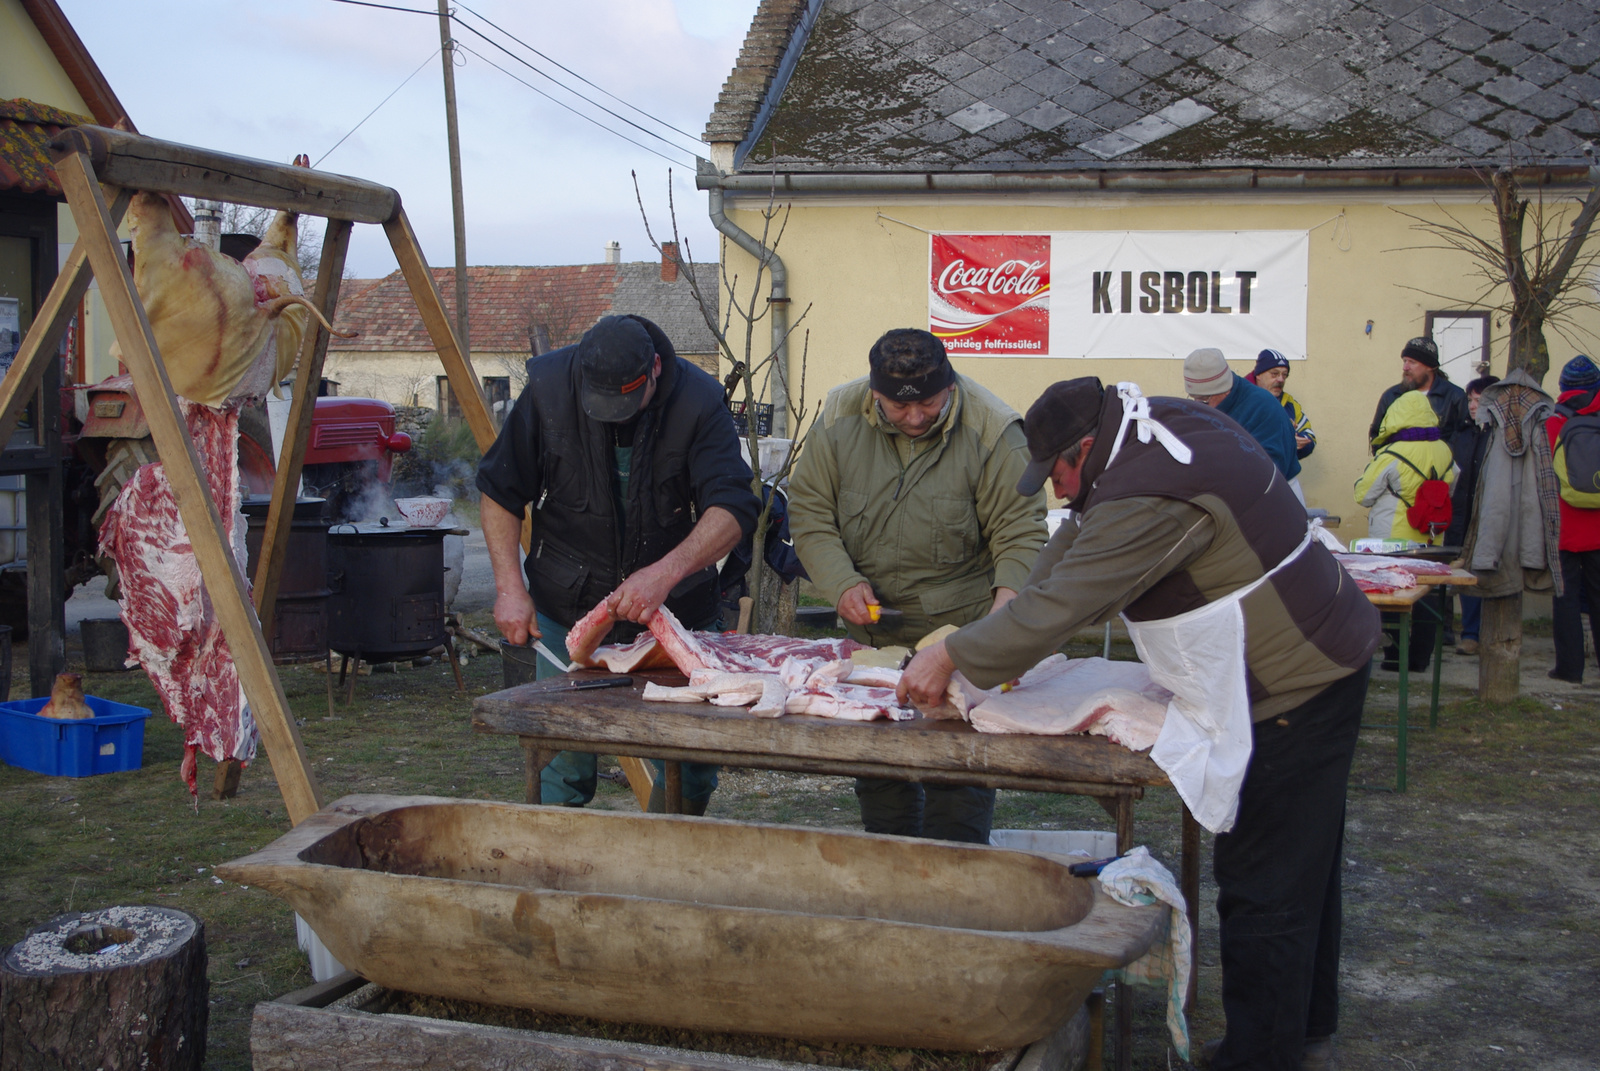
[707, 180, 789, 438]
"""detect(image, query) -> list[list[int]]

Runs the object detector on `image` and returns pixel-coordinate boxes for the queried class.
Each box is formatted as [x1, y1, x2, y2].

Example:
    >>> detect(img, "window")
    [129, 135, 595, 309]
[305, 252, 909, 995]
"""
[436, 375, 462, 422]
[1425, 311, 1490, 384]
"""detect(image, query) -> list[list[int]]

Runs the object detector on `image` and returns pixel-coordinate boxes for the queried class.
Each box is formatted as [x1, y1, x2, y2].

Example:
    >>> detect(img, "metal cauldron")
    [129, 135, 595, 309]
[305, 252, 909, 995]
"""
[242, 497, 331, 664]
[326, 522, 447, 662]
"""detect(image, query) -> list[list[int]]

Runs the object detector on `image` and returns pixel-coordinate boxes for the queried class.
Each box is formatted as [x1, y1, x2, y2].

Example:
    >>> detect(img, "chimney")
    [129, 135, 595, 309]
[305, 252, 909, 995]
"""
[660, 242, 679, 283]
[604, 241, 621, 264]
[192, 200, 222, 249]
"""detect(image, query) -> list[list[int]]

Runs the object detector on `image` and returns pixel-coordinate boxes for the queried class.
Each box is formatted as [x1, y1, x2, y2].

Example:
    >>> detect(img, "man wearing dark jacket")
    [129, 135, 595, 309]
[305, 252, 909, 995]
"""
[1368, 336, 1471, 451]
[477, 314, 759, 811]
[1444, 375, 1498, 655]
[899, 378, 1381, 1071]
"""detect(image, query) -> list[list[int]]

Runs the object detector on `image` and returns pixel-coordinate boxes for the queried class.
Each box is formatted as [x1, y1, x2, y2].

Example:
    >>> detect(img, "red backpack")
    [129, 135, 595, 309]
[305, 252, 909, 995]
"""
[1382, 451, 1452, 540]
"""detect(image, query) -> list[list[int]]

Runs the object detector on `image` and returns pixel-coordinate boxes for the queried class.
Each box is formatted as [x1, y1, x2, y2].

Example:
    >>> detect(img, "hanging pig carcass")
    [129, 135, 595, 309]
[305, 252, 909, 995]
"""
[98, 191, 348, 798]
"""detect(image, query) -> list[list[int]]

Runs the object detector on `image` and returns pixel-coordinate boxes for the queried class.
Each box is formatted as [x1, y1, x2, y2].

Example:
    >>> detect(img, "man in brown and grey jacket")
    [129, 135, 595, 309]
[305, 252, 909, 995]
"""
[899, 378, 1380, 1071]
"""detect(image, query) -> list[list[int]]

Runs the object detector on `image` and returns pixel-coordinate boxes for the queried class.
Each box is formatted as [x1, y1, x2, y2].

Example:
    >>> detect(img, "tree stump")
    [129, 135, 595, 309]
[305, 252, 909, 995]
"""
[1, 906, 207, 1071]
[1478, 593, 1523, 703]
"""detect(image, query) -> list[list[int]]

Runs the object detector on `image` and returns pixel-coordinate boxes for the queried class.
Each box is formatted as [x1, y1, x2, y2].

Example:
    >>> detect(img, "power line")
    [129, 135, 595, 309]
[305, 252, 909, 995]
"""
[456, 43, 695, 168]
[315, 46, 442, 167]
[326, 0, 705, 161]
[451, 1, 704, 145]
[448, 19, 704, 158]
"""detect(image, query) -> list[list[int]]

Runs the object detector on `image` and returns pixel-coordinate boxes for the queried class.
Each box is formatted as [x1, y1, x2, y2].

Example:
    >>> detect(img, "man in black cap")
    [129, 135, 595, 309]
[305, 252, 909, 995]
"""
[477, 314, 759, 812]
[1367, 336, 1471, 452]
[787, 327, 1046, 843]
[897, 378, 1380, 1071]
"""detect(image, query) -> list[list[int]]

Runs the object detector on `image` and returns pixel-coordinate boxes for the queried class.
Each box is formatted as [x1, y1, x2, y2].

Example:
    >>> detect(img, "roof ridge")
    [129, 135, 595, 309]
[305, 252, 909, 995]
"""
[703, 0, 815, 146]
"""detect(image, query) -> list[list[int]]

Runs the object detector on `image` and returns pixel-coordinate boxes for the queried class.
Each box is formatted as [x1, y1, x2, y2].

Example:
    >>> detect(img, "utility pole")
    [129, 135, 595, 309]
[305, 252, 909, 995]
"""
[437, 0, 469, 360]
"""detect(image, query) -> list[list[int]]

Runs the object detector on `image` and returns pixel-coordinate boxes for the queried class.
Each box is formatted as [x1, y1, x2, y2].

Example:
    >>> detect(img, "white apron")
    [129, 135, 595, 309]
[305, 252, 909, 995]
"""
[1099, 383, 1310, 833]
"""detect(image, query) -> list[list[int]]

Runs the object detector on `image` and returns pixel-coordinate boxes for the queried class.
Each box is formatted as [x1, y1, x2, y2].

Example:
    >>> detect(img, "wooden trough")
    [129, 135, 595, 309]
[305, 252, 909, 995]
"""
[216, 794, 1164, 1052]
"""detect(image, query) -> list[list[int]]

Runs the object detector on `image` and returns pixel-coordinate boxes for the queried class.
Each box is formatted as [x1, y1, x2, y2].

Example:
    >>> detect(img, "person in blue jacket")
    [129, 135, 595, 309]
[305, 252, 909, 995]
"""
[1183, 347, 1302, 487]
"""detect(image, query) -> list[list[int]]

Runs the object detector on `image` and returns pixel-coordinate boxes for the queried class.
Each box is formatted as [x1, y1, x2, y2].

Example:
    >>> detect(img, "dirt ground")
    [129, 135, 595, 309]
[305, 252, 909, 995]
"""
[2, 616, 1597, 1070]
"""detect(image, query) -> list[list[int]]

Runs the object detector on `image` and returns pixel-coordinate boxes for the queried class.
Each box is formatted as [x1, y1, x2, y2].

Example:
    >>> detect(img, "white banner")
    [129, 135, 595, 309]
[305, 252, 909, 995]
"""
[929, 230, 1308, 361]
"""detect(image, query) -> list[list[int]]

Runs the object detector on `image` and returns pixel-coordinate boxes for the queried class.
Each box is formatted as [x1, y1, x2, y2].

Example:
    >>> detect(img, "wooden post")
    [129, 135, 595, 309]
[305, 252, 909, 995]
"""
[0, 189, 130, 449]
[381, 209, 495, 451]
[253, 218, 354, 631]
[55, 150, 324, 825]
[1478, 593, 1522, 703]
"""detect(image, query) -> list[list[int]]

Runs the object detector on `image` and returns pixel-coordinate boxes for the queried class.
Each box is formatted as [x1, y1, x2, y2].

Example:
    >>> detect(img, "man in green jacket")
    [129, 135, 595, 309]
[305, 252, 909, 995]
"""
[787, 328, 1046, 843]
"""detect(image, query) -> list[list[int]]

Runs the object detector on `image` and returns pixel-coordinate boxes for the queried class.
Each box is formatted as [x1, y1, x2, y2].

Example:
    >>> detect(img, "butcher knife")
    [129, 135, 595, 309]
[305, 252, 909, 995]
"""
[867, 605, 904, 625]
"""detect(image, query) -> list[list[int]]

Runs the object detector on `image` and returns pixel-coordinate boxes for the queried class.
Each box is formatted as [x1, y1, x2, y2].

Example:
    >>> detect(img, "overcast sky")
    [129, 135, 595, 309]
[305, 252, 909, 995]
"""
[58, 0, 759, 279]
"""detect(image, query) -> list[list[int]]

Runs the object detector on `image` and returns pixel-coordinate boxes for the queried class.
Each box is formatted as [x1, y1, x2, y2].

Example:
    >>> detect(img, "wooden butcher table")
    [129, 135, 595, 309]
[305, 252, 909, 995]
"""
[473, 672, 1202, 1071]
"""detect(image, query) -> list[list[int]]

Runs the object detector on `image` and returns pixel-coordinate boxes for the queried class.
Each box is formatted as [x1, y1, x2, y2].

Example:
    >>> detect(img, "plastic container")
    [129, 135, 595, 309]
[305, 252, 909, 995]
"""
[989, 828, 1119, 859]
[295, 913, 347, 983]
[0, 695, 152, 777]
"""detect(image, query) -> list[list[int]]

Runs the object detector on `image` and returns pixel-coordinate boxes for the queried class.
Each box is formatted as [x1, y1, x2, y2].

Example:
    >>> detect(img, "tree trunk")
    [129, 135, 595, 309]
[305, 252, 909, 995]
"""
[1, 907, 207, 1071]
[754, 562, 797, 636]
[1478, 594, 1523, 703]
[1506, 311, 1549, 384]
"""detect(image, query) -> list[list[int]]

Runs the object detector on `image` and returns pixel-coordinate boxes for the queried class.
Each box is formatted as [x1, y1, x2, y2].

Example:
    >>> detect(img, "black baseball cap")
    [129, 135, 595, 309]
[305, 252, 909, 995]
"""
[1016, 378, 1105, 495]
[579, 316, 656, 422]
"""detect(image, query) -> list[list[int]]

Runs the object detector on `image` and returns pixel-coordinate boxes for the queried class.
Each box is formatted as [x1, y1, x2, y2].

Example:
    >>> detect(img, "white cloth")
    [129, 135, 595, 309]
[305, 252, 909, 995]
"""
[1099, 847, 1191, 1060]
[1106, 382, 1193, 467]
[1124, 529, 1314, 834]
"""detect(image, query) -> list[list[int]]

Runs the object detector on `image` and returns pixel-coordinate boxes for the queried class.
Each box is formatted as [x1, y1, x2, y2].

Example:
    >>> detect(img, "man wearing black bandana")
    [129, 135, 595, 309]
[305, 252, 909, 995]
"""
[788, 328, 1046, 842]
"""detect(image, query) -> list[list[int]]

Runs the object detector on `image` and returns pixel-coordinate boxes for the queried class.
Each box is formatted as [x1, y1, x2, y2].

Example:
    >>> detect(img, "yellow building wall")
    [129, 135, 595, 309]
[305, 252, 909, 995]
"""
[1, 0, 124, 384]
[720, 188, 1600, 532]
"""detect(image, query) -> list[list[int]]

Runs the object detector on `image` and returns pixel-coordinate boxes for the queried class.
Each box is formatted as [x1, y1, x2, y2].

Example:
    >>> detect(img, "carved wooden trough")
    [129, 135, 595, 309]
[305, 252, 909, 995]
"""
[216, 794, 1163, 1051]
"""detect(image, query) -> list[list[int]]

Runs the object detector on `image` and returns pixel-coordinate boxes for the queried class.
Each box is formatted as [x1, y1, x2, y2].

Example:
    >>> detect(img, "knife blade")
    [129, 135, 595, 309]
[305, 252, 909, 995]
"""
[531, 638, 575, 674]
[868, 605, 904, 625]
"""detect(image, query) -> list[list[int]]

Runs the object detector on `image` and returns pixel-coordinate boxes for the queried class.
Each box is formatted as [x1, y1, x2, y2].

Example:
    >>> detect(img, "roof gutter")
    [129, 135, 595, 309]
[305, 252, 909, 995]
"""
[698, 164, 1600, 193]
[705, 168, 789, 438]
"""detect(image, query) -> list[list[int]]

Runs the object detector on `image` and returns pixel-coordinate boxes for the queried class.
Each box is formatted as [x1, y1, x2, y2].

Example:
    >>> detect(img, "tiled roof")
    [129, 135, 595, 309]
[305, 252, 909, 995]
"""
[611, 262, 722, 355]
[0, 98, 91, 197]
[329, 262, 721, 357]
[709, 0, 1600, 171]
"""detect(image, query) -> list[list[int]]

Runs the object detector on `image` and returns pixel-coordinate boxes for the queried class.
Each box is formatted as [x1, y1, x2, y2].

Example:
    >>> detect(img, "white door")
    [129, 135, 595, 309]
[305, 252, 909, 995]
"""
[1431, 314, 1488, 385]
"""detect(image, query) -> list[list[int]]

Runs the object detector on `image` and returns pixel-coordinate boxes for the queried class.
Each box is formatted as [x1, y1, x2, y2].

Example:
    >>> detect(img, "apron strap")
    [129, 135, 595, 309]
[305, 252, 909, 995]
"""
[1107, 382, 1194, 468]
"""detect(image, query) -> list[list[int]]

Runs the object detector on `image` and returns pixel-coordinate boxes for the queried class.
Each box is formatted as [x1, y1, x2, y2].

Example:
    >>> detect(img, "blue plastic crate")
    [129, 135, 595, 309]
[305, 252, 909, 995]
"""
[0, 695, 152, 777]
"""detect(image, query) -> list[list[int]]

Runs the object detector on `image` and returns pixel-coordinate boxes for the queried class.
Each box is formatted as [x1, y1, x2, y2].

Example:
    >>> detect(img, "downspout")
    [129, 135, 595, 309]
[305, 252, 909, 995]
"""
[707, 179, 789, 438]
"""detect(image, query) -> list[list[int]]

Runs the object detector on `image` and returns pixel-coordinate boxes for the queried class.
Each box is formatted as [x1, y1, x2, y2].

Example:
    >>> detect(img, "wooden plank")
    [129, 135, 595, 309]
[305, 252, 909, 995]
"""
[49, 126, 399, 224]
[55, 150, 324, 825]
[1364, 585, 1428, 609]
[0, 187, 130, 447]
[253, 218, 354, 629]
[381, 209, 496, 451]
[472, 683, 1166, 788]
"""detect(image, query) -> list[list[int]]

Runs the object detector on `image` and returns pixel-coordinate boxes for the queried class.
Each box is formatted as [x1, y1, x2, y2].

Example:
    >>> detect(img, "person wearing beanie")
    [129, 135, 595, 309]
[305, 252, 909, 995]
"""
[896, 378, 1380, 1071]
[787, 327, 1046, 843]
[1183, 347, 1302, 482]
[1446, 375, 1499, 656]
[476, 314, 760, 813]
[1367, 335, 1470, 453]
[1545, 356, 1600, 682]
[1246, 348, 1317, 459]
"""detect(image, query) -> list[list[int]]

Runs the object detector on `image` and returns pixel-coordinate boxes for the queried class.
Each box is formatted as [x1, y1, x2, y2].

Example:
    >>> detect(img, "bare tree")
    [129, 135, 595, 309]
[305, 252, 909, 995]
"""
[634, 170, 814, 634]
[1395, 167, 1600, 382]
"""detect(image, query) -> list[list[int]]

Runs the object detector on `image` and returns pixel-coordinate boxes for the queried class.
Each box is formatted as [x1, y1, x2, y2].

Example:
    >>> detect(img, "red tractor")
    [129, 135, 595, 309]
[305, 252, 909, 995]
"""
[58, 376, 412, 600]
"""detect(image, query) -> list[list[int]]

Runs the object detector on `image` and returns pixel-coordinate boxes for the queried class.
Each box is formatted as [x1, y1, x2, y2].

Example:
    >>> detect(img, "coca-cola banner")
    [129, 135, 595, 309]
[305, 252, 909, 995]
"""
[929, 230, 1308, 360]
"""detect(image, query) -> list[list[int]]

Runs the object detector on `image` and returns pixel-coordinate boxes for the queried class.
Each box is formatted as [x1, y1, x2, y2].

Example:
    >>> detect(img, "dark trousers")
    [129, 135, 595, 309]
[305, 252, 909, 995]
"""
[1211, 664, 1369, 1071]
[1552, 549, 1600, 681]
[854, 779, 996, 844]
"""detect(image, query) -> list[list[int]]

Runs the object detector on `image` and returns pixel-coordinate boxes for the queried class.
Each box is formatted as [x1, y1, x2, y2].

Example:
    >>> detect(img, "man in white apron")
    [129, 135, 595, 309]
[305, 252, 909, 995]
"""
[899, 378, 1381, 1071]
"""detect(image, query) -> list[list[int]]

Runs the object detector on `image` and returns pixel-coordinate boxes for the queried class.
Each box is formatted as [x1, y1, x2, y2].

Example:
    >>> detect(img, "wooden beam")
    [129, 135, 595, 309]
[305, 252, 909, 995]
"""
[0, 187, 130, 447]
[253, 218, 354, 631]
[381, 209, 496, 451]
[55, 150, 324, 825]
[49, 126, 400, 224]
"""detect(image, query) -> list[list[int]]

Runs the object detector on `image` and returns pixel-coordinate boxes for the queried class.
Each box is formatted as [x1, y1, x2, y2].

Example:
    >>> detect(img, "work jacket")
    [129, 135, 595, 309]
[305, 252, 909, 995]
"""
[787, 374, 1046, 646]
[1216, 373, 1300, 480]
[1355, 391, 1458, 544]
[475, 315, 758, 631]
[944, 392, 1380, 721]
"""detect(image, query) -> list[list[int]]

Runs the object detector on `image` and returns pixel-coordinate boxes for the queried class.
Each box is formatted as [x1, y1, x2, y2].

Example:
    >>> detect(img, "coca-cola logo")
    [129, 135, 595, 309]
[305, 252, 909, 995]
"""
[936, 258, 1047, 299]
[929, 234, 1050, 355]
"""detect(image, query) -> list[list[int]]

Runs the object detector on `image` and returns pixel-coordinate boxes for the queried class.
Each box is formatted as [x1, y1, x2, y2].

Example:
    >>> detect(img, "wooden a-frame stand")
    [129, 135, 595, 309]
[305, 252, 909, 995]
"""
[0, 125, 605, 824]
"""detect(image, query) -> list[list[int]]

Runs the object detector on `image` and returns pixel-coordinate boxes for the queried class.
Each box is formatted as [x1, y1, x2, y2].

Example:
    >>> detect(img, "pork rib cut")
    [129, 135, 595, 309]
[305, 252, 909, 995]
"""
[99, 402, 257, 795]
